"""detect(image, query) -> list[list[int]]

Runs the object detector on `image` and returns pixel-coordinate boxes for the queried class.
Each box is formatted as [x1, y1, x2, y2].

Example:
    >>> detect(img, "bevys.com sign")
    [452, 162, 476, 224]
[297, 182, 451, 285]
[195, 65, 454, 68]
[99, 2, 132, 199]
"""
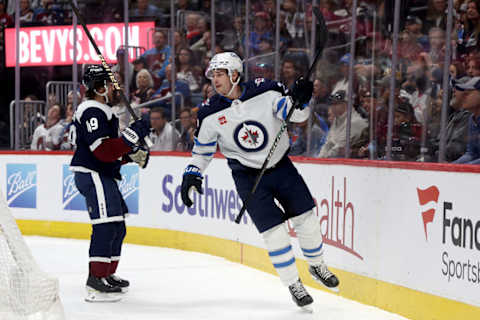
[5, 21, 154, 67]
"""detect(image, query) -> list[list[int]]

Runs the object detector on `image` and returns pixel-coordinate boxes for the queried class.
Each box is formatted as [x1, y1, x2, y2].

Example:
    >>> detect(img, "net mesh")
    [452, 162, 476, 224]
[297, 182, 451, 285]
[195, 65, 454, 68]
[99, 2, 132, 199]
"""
[0, 190, 64, 320]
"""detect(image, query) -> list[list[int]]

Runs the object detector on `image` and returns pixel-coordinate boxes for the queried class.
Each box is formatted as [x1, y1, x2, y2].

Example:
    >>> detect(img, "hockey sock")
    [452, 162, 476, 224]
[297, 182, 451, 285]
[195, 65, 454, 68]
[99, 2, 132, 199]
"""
[89, 260, 111, 278]
[261, 223, 299, 286]
[109, 258, 119, 275]
[290, 210, 325, 265]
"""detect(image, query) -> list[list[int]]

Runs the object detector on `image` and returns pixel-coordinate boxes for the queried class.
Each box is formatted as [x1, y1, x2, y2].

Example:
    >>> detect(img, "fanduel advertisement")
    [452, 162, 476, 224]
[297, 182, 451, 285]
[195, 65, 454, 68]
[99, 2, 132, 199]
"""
[6, 163, 37, 208]
[416, 185, 480, 286]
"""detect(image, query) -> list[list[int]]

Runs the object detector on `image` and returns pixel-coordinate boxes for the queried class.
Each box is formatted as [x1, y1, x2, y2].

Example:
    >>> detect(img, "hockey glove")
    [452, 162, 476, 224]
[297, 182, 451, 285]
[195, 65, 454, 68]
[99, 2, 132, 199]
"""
[126, 146, 150, 169]
[290, 77, 313, 109]
[121, 119, 150, 148]
[181, 165, 204, 207]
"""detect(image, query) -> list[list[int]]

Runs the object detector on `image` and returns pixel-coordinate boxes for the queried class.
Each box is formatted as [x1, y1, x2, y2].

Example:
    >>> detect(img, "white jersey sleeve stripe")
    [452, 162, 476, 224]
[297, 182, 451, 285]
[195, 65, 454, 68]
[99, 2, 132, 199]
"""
[89, 137, 108, 152]
[194, 137, 217, 147]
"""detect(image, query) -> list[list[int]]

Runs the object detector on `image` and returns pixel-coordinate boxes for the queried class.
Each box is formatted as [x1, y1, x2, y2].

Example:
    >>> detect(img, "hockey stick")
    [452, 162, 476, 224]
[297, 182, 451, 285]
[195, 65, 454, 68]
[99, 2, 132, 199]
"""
[234, 7, 328, 224]
[68, 0, 153, 148]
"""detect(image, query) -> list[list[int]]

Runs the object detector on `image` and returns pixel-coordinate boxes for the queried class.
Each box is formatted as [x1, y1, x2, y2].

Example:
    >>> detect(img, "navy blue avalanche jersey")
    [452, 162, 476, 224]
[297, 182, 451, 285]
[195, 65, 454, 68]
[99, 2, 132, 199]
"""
[70, 100, 122, 178]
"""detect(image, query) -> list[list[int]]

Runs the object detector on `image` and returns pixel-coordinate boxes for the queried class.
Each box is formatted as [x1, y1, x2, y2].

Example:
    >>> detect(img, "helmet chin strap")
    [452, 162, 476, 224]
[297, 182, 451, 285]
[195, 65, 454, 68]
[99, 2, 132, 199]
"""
[94, 82, 109, 104]
[226, 73, 241, 98]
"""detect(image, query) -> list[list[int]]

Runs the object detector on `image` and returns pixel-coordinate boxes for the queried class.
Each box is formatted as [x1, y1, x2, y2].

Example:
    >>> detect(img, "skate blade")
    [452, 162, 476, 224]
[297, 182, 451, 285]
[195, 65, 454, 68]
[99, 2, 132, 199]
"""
[85, 286, 122, 302]
[300, 304, 314, 313]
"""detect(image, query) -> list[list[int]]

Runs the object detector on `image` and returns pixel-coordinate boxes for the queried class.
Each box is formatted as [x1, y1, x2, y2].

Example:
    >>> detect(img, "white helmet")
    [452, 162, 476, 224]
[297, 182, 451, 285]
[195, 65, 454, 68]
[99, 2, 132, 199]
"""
[205, 52, 243, 80]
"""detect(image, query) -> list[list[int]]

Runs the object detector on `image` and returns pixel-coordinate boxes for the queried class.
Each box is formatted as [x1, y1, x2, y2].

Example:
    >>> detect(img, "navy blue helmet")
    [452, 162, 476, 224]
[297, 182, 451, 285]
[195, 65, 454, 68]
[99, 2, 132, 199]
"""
[83, 65, 111, 91]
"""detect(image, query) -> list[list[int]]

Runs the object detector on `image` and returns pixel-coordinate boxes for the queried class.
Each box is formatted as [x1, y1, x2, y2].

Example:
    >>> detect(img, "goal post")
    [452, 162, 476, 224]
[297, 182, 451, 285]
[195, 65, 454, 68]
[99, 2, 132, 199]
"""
[0, 189, 65, 320]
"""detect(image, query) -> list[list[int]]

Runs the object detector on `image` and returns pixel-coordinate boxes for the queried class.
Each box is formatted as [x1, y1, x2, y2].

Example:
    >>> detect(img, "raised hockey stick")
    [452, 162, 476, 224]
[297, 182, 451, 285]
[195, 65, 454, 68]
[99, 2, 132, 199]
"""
[235, 7, 328, 224]
[69, 0, 153, 148]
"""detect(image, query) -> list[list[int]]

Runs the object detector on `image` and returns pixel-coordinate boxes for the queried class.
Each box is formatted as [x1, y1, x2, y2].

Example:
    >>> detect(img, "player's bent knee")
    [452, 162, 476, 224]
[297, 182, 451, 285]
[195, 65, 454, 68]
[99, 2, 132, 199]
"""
[261, 223, 290, 249]
[290, 209, 316, 230]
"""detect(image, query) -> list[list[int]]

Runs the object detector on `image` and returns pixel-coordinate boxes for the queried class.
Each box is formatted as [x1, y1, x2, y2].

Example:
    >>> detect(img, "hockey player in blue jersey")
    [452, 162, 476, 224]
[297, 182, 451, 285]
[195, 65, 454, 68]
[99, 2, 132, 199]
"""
[70, 65, 150, 302]
[180, 52, 339, 309]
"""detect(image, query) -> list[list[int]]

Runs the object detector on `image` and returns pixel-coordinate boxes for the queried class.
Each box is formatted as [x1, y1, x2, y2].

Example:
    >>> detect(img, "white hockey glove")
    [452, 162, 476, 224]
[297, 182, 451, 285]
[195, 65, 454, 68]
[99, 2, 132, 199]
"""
[126, 146, 150, 169]
[121, 120, 150, 148]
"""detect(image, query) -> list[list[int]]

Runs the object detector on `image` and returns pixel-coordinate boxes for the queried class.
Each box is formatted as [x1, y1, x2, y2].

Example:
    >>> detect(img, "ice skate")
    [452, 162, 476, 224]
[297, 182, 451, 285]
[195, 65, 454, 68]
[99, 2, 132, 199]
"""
[309, 263, 339, 292]
[85, 275, 122, 302]
[288, 279, 314, 311]
[106, 274, 130, 293]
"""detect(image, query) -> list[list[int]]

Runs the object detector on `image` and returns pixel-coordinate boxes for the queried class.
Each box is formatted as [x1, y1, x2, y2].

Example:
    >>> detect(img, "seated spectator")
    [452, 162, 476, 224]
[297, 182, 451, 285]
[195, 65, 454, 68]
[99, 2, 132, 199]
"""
[184, 13, 202, 46]
[151, 63, 191, 119]
[452, 76, 480, 164]
[390, 101, 422, 161]
[130, 0, 163, 21]
[289, 114, 329, 157]
[428, 76, 472, 162]
[318, 90, 368, 158]
[142, 30, 171, 89]
[30, 103, 65, 150]
[457, 0, 480, 56]
[176, 47, 201, 93]
[280, 55, 301, 89]
[245, 11, 273, 56]
[176, 108, 196, 151]
[34, 0, 64, 25]
[331, 53, 350, 94]
[0, 1, 13, 28]
[112, 48, 134, 90]
[131, 68, 155, 105]
[149, 107, 180, 151]
[18, 0, 34, 24]
[419, 28, 445, 68]
[466, 56, 480, 77]
[60, 103, 75, 150]
[351, 89, 389, 159]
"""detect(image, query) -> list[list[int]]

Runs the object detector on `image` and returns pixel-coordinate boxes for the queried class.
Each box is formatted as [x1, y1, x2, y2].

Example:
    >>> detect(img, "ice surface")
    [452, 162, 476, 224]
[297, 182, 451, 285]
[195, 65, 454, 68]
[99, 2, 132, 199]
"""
[25, 236, 409, 320]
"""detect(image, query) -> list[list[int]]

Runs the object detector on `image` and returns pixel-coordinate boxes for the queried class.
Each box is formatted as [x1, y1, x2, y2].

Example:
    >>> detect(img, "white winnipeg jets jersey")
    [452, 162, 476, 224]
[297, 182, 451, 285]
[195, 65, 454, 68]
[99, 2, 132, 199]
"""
[190, 78, 310, 172]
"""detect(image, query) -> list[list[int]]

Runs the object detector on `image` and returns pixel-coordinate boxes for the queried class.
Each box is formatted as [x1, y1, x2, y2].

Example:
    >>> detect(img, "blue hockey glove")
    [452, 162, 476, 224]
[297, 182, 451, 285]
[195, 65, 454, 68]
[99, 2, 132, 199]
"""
[126, 146, 150, 169]
[181, 165, 203, 207]
[121, 120, 150, 147]
[291, 77, 313, 109]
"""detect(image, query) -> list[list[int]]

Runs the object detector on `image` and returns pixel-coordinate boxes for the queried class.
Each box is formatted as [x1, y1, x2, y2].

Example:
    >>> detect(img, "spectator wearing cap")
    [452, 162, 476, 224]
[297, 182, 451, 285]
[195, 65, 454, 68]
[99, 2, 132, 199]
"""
[245, 11, 273, 56]
[452, 76, 480, 163]
[318, 90, 368, 158]
[112, 47, 134, 90]
[426, 76, 472, 162]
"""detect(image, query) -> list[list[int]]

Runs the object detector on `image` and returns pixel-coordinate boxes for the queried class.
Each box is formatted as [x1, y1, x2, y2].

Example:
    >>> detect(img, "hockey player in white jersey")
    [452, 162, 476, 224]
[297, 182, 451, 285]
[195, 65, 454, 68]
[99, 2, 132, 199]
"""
[180, 52, 339, 309]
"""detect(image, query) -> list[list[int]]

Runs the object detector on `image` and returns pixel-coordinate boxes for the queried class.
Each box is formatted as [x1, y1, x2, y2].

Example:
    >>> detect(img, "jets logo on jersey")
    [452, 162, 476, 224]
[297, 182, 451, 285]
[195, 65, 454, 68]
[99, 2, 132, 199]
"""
[233, 120, 268, 152]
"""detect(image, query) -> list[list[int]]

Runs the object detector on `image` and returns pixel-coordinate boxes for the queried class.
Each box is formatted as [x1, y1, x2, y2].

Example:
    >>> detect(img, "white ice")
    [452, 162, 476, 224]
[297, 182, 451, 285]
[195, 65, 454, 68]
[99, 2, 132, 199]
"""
[26, 236, 408, 320]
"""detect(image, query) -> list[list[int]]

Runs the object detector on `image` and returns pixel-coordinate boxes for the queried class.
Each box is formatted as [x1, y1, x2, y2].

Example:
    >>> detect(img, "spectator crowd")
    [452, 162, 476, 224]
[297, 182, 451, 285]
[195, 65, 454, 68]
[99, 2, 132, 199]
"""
[3, 0, 480, 164]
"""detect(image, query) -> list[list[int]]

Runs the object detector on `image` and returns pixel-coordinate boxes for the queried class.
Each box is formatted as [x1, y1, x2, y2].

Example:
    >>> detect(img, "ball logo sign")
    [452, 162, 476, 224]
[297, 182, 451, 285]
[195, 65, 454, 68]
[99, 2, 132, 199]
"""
[62, 164, 87, 211]
[118, 165, 139, 214]
[6, 164, 37, 208]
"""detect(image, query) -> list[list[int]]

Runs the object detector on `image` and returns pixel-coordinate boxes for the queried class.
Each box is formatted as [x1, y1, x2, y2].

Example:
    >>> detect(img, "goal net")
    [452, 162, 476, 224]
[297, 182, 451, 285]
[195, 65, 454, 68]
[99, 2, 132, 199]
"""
[0, 190, 65, 320]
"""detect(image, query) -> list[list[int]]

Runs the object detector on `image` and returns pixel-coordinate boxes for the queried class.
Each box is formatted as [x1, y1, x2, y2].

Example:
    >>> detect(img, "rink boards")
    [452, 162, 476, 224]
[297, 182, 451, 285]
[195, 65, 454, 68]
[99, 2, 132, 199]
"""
[0, 152, 478, 320]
